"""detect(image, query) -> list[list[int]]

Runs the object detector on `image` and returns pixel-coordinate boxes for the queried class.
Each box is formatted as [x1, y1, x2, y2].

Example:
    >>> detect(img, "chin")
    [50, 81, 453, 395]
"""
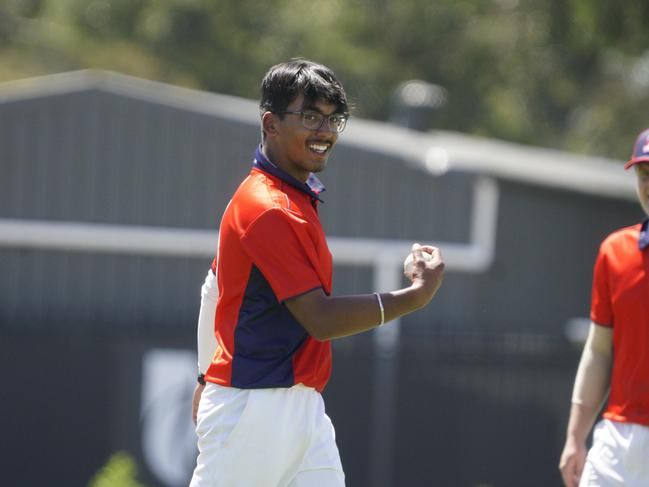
[308, 159, 328, 173]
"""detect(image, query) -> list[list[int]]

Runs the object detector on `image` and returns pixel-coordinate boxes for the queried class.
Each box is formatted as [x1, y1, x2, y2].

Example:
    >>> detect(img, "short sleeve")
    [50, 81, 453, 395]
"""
[590, 243, 613, 327]
[240, 208, 322, 302]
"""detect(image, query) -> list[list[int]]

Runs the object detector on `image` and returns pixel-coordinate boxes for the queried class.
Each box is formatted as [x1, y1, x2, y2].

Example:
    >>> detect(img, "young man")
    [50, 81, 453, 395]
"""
[189, 60, 445, 487]
[559, 128, 649, 487]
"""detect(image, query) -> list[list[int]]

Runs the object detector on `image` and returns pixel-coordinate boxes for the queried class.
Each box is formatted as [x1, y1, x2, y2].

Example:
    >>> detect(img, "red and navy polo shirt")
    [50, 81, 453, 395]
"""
[591, 219, 649, 426]
[204, 146, 333, 392]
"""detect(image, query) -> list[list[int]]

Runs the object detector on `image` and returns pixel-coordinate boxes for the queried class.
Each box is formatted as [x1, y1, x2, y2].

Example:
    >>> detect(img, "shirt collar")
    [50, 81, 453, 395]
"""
[253, 145, 325, 203]
[639, 219, 649, 250]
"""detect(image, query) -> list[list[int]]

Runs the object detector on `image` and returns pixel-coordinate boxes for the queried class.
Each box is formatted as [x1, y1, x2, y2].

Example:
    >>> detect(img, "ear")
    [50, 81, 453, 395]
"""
[262, 111, 279, 137]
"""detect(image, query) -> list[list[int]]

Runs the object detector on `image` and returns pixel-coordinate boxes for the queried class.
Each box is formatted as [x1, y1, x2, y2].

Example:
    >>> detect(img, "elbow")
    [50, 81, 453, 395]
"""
[284, 290, 333, 341]
[302, 320, 331, 342]
[296, 309, 333, 341]
[310, 332, 329, 342]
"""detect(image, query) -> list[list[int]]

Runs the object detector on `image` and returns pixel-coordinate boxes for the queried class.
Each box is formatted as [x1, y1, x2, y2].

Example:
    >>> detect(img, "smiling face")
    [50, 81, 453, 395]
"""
[635, 163, 649, 217]
[262, 94, 340, 182]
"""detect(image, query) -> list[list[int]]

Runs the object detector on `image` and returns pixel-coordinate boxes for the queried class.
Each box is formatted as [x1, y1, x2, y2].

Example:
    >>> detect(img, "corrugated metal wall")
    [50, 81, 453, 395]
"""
[1, 89, 255, 331]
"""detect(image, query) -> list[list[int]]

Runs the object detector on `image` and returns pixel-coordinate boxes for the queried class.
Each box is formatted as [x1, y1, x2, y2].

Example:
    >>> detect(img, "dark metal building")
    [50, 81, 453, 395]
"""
[0, 71, 641, 487]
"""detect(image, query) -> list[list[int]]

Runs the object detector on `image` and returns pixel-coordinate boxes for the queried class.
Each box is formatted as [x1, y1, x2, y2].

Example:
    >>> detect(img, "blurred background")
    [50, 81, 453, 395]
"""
[1, 1, 647, 486]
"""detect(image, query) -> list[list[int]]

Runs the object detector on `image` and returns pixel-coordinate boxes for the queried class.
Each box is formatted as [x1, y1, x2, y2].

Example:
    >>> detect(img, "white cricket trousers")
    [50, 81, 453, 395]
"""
[579, 419, 649, 487]
[190, 383, 345, 487]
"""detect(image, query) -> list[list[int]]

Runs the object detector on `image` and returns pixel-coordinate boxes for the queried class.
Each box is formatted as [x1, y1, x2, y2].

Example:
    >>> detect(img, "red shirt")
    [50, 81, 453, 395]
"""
[591, 222, 649, 426]
[205, 148, 333, 392]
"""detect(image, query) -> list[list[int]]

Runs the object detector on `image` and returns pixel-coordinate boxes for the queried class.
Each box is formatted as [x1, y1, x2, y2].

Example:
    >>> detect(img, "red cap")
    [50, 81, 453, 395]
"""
[625, 127, 649, 169]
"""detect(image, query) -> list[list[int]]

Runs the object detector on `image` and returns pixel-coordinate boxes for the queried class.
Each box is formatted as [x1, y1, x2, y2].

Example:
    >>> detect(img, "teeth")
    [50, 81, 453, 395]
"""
[309, 143, 328, 154]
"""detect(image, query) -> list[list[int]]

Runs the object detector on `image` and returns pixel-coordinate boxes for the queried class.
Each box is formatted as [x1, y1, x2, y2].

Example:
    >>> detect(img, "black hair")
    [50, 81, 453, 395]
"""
[260, 59, 348, 116]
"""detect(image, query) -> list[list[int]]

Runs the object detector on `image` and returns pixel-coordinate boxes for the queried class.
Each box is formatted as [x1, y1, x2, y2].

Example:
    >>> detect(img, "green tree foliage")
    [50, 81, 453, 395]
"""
[88, 451, 148, 487]
[1, 0, 648, 159]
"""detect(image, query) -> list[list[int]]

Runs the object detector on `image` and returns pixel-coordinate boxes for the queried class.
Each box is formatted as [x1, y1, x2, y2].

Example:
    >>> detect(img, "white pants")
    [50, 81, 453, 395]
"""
[190, 383, 345, 487]
[580, 419, 649, 487]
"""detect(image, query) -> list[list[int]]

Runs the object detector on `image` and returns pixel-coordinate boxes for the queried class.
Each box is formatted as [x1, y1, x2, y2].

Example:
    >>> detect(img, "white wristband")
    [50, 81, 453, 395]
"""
[374, 292, 385, 326]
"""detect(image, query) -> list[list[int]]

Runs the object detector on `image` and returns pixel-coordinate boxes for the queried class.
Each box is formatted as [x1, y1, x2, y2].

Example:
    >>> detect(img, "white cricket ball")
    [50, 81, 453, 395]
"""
[403, 251, 433, 275]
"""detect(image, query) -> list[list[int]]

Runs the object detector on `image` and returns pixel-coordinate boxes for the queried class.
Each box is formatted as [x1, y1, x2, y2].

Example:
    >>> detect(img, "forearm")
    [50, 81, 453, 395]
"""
[286, 284, 430, 341]
[566, 322, 613, 443]
[565, 402, 602, 445]
[286, 244, 444, 341]
[560, 402, 597, 487]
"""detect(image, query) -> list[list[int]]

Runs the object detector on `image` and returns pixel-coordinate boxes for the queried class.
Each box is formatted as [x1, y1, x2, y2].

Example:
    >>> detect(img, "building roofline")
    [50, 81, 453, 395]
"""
[0, 69, 261, 125]
[342, 122, 635, 201]
[0, 70, 636, 200]
[422, 131, 636, 200]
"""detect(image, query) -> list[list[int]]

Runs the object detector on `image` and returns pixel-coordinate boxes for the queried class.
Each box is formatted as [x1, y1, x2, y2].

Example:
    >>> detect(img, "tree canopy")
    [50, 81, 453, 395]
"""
[2, 0, 649, 159]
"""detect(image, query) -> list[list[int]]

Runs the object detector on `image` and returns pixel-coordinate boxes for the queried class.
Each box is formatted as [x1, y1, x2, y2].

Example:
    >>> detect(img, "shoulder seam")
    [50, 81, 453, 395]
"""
[240, 206, 298, 241]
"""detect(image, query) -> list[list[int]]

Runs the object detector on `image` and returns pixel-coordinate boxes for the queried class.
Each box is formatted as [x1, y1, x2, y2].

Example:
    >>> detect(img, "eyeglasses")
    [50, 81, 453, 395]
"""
[280, 110, 349, 133]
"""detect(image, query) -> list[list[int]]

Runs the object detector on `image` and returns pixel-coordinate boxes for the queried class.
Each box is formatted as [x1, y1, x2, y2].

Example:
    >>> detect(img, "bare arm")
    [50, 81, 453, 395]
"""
[559, 322, 613, 487]
[285, 244, 444, 341]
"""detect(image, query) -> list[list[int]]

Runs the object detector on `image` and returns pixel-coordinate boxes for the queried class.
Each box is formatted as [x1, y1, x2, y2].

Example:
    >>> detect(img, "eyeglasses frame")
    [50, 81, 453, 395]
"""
[279, 110, 349, 133]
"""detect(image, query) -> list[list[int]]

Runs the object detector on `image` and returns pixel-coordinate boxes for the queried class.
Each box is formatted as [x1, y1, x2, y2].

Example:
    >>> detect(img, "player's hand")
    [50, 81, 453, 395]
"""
[406, 244, 444, 301]
[192, 383, 205, 425]
[559, 438, 587, 487]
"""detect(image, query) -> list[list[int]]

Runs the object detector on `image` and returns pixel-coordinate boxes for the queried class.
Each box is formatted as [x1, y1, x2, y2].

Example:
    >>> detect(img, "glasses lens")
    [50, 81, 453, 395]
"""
[301, 112, 323, 130]
[299, 111, 348, 132]
[330, 115, 347, 133]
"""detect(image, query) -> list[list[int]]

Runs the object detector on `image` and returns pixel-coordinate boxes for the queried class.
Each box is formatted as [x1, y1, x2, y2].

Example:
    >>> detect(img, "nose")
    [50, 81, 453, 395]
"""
[314, 122, 338, 139]
[315, 120, 338, 134]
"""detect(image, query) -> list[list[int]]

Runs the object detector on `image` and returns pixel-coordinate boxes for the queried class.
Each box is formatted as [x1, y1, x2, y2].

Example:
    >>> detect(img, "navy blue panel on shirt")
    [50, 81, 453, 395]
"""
[639, 219, 649, 250]
[231, 265, 309, 389]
